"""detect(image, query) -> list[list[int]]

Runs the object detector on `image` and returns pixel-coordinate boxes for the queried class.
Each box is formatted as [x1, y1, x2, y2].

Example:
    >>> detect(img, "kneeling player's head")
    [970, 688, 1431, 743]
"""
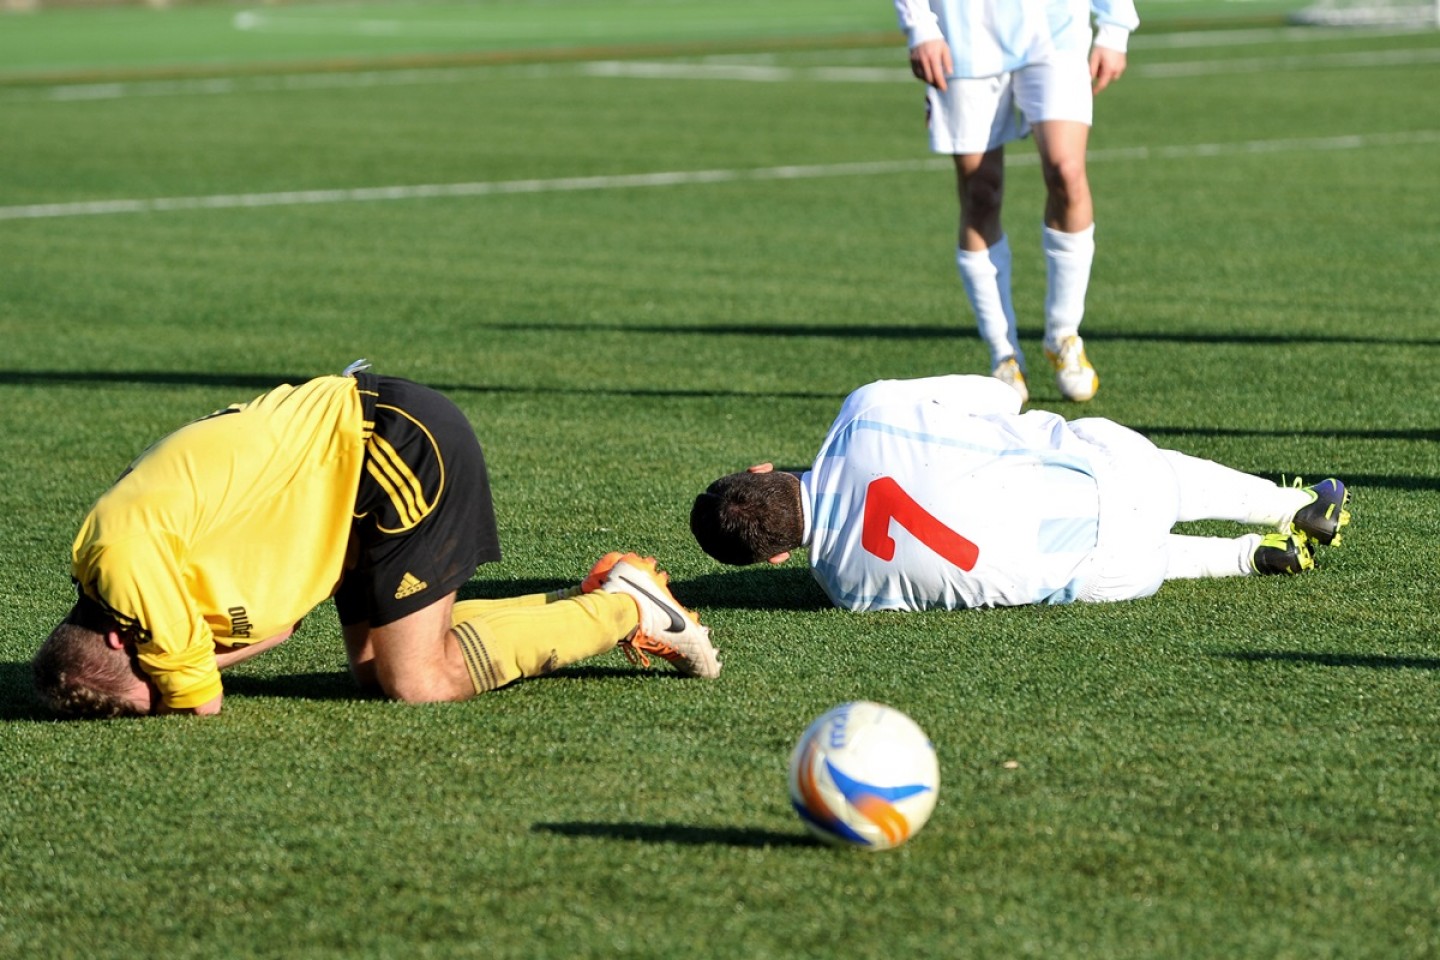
[690, 470, 803, 566]
[33, 596, 156, 719]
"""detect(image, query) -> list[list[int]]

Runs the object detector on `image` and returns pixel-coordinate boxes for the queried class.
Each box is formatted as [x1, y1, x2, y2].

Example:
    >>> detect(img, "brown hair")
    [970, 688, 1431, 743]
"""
[690, 470, 804, 566]
[32, 599, 146, 719]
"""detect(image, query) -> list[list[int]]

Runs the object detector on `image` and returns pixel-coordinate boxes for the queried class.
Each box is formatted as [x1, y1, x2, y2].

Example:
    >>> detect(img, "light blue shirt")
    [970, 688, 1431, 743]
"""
[895, 0, 1139, 77]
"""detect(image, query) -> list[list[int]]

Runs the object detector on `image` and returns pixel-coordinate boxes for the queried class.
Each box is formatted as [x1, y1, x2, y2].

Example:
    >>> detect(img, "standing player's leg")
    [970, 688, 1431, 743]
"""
[1032, 118, 1099, 401]
[1032, 119, 1094, 233]
[929, 74, 1030, 402]
[1022, 54, 1101, 402]
[954, 149, 1028, 402]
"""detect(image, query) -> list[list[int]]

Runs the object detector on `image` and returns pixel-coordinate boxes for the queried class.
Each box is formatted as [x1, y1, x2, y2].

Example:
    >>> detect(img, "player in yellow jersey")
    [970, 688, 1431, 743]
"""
[33, 367, 719, 718]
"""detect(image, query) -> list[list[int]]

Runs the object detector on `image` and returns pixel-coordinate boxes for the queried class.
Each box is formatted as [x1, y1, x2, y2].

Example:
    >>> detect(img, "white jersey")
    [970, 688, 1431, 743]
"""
[894, 0, 1139, 78]
[800, 376, 1103, 611]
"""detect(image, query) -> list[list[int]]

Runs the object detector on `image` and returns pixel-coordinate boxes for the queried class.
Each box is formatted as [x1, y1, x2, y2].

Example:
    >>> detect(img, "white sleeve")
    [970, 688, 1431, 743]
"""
[1092, 0, 1139, 49]
[1093, 22, 1132, 52]
[894, 0, 945, 48]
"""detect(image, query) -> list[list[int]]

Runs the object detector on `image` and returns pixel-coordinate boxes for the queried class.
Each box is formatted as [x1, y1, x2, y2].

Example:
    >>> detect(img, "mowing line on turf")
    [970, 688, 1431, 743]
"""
[582, 46, 1440, 79]
[2, 130, 1437, 223]
[6, 42, 1439, 103]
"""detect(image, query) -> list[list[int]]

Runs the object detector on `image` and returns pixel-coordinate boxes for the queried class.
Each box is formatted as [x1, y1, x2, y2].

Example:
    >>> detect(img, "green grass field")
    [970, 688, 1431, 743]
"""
[2, 2, 1438, 957]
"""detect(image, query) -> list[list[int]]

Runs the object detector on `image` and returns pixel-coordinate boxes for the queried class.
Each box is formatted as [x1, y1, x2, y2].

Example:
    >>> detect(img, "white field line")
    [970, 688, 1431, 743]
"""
[1137, 44, 1440, 75]
[6, 41, 1439, 103]
[2, 130, 1437, 223]
[579, 61, 910, 83]
[26, 68, 512, 103]
[229, 8, 1434, 45]
[229, 9, 773, 40]
[582, 46, 1440, 80]
[1127, 24, 1431, 47]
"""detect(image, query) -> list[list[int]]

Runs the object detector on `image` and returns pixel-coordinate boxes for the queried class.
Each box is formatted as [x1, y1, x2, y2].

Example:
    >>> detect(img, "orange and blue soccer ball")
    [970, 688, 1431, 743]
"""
[787, 701, 939, 851]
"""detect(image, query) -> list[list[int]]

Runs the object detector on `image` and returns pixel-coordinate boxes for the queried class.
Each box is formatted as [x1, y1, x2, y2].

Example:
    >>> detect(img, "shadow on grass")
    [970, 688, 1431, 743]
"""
[457, 578, 573, 601]
[1134, 463, 1440, 493]
[458, 567, 830, 613]
[1137, 426, 1440, 447]
[548, 664, 694, 681]
[1217, 650, 1440, 670]
[8, 369, 1437, 447]
[675, 567, 831, 612]
[483, 322, 1440, 349]
[222, 670, 372, 701]
[0, 369, 842, 403]
[0, 370, 311, 391]
[1276, 472, 1440, 493]
[533, 821, 815, 849]
[0, 662, 375, 720]
[0, 660, 51, 721]
[0, 646, 699, 724]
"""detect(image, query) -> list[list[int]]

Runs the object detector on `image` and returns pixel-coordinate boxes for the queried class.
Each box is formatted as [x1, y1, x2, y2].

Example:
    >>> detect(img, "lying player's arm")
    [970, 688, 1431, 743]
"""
[154, 626, 296, 716]
[155, 691, 224, 716]
[213, 624, 298, 669]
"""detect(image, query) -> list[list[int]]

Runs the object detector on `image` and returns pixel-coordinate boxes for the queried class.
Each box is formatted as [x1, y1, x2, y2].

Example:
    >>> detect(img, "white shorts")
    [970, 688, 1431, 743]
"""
[1065, 418, 1181, 604]
[925, 53, 1094, 156]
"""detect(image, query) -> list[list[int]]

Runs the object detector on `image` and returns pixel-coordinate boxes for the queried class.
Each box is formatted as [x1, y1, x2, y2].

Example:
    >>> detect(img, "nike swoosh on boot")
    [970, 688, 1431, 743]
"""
[618, 576, 688, 633]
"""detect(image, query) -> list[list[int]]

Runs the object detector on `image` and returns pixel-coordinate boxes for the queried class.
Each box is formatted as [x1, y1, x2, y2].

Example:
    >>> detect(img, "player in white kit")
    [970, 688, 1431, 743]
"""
[894, 0, 1138, 403]
[690, 376, 1351, 613]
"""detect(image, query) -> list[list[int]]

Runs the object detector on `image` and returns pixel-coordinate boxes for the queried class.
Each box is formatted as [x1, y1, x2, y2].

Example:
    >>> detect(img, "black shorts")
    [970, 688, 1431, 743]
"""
[334, 375, 501, 627]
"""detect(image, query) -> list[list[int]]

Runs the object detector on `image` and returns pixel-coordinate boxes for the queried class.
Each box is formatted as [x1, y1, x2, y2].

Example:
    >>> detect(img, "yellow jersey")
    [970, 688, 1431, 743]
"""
[71, 376, 374, 709]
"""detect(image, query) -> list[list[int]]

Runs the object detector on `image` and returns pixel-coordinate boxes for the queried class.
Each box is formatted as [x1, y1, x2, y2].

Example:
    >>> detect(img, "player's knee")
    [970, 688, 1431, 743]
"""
[382, 678, 456, 704]
[376, 664, 465, 704]
[959, 176, 1004, 222]
[1042, 157, 1089, 207]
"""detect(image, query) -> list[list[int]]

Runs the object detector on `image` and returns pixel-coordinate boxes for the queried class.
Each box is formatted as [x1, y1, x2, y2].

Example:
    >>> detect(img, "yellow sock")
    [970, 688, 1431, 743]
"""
[450, 592, 637, 694]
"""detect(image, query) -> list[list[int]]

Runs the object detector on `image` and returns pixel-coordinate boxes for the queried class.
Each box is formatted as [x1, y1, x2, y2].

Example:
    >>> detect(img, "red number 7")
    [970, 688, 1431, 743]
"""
[861, 476, 979, 571]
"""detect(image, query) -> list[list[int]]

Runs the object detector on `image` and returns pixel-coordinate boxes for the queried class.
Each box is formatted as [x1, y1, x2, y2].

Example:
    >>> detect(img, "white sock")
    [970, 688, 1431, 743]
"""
[1165, 533, 1260, 579]
[1162, 451, 1311, 525]
[957, 237, 1020, 368]
[1043, 224, 1095, 350]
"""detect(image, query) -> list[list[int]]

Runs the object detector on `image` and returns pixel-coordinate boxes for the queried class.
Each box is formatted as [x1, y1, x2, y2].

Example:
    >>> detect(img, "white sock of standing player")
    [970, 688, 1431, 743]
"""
[956, 236, 1021, 369]
[1042, 223, 1095, 351]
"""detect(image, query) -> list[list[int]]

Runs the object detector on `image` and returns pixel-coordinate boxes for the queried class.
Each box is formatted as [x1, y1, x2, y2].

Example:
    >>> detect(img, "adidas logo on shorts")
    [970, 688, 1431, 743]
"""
[394, 571, 429, 600]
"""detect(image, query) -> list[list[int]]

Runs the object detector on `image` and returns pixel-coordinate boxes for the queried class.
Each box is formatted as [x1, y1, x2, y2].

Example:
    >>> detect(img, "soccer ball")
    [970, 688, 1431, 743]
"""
[787, 701, 939, 851]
